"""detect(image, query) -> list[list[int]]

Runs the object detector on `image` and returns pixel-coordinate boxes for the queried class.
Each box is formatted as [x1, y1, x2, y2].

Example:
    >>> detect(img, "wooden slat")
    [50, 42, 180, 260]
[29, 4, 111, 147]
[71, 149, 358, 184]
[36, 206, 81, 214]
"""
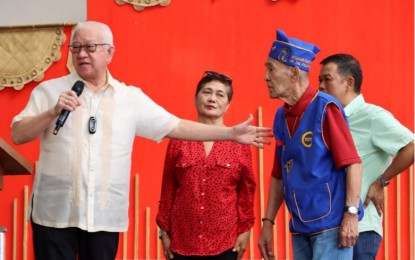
[23, 186, 28, 260]
[273, 220, 278, 259]
[146, 207, 150, 259]
[250, 228, 254, 260]
[0, 23, 76, 29]
[156, 227, 161, 260]
[0, 138, 32, 175]
[410, 166, 414, 260]
[397, 175, 401, 260]
[258, 107, 265, 221]
[384, 187, 389, 260]
[134, 174, 139, 259]
[285, 207, 289, 259]
[12, 199, 17, 260]
[122, 231, 128, 260]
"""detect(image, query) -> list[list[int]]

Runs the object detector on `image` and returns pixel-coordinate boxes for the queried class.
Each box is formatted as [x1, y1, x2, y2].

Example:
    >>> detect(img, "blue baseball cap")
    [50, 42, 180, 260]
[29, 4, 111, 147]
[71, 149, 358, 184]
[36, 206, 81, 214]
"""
[269, 30, 320, 72]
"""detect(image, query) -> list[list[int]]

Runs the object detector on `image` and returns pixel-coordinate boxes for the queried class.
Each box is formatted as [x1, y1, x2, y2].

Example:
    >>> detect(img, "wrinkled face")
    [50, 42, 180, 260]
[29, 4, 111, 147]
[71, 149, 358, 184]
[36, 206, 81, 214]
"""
[264, 57, 292, 100]
[195, 80, 230, 120]
[71, 25, 114, 82]
[318, 62, 348, 103]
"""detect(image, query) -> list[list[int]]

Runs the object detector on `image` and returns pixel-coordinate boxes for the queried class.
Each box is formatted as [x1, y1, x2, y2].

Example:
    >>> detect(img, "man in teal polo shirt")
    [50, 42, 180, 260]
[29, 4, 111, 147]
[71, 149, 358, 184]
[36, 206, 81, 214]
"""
[318, 53, 414, 260]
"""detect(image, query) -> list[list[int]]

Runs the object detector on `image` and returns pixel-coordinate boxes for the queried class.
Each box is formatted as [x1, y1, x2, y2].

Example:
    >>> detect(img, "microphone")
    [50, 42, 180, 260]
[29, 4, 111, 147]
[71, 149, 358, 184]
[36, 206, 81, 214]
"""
[53, 80, 85, 135]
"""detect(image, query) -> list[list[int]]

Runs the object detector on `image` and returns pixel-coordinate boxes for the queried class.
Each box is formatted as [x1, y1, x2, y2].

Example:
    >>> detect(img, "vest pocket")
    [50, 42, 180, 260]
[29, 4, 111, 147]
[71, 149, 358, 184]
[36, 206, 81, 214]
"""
[292, 183, 332, 222]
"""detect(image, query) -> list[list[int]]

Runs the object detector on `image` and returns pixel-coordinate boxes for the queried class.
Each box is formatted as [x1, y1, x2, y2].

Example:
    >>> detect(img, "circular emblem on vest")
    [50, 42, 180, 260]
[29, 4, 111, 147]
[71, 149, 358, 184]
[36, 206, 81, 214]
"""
[301, 131, 313, 148]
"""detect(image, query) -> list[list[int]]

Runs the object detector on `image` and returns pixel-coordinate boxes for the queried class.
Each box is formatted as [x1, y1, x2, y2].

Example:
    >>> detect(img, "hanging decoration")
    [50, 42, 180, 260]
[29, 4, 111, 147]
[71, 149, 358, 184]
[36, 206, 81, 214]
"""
[115, 0, 171, 11]
[0, 27, 66, 90]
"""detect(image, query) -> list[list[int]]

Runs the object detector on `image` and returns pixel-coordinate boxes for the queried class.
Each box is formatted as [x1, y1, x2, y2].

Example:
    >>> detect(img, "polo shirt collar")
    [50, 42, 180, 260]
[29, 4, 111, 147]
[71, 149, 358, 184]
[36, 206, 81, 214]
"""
[344, 94, 365, 117]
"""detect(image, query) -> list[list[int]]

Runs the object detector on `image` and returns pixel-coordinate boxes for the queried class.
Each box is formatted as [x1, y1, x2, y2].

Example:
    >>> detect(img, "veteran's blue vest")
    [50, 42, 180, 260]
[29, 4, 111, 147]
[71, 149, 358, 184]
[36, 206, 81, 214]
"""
[273, 92, 363, 235]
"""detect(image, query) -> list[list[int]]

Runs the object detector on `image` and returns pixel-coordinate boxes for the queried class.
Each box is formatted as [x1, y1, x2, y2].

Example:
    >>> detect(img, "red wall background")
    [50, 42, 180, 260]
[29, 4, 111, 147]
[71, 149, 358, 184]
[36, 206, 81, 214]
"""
[0, 0, 413, 259]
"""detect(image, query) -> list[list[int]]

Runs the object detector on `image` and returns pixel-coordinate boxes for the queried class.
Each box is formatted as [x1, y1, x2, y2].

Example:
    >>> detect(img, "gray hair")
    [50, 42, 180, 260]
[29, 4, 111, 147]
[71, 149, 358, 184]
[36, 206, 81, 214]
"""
[71, 21, 114, 46]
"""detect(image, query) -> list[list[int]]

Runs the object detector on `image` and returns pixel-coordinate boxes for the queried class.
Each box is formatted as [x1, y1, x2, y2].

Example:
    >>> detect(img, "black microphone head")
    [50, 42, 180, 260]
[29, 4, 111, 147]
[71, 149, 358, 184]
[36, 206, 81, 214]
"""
[72, 80, 85, 97]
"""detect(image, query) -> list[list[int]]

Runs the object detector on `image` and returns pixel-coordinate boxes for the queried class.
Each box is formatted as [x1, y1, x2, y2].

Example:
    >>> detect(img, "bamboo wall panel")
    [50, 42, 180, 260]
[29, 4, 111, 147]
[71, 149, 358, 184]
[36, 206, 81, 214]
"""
[0, 1, 412, 259]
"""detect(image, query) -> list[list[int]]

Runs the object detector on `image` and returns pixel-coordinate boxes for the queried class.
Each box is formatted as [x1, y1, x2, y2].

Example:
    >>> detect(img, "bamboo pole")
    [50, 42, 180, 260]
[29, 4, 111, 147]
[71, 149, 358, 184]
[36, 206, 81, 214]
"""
[134, 174, 139, 259]
[410, 166, 413, 260]
[397, 175, 401, 260]
[123, 231, 128, 260]
[146, 207, 150, 259]
[157, 226, 161, 260]
[250, 228, 254, 260]
[258, 107, 265, 221]
[12, 199, 17, 260]
[257, 107, 264, 260]
[284, 207, 289, 259]
[23, 186, 28, 260]
[384, 186, 389, 260]
[0, 22, 77, 30]
[258, 107, 279, 257]
[273, 221, 278, 259]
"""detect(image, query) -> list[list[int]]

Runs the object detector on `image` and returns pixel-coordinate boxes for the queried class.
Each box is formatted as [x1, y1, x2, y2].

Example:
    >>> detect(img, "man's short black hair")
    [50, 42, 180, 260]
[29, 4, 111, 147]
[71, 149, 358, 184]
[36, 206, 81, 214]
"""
[320, 54, 363, 93]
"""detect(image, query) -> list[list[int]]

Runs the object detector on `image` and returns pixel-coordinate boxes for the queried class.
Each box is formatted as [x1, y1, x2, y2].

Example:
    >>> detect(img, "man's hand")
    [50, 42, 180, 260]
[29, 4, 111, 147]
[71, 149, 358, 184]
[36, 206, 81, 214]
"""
[338, 212, 359, 248]
[364, 179, 384, 216]
[54, 90, 82, 116]
[258, 222, 275, 260]
[11, 90, 83, 145]
[232, 114, 273, 148]
[233, 230, 251, 260]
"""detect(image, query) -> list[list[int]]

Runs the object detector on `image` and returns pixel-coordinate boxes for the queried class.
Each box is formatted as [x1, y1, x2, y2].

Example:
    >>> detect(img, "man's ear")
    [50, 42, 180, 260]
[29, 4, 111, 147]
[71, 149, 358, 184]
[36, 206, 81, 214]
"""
[290, 67, 300, 82]
[107, 46, 115, 63]
[346, 76, 355, 91]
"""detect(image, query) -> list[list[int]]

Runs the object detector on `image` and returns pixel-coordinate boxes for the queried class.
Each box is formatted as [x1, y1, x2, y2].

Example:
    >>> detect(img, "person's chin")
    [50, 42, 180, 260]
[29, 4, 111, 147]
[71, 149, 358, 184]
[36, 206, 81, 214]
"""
[269, 93, 279, 99]
[203, 112, 217, 117]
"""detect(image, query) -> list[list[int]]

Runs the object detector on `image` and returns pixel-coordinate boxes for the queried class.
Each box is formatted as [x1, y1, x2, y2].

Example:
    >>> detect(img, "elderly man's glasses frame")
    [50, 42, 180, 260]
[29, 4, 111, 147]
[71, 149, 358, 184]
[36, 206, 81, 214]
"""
[69, 43, 111, 54]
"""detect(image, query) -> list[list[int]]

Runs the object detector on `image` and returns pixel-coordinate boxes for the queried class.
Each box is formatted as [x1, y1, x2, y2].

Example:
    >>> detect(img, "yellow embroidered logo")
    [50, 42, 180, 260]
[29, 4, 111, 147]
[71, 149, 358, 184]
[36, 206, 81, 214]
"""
[301, 131, 313, 148]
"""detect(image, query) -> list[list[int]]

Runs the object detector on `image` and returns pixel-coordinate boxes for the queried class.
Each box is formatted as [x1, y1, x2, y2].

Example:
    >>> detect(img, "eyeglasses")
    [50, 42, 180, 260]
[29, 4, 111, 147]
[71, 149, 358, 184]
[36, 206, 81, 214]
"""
[68, 43, 111, 54]
[204, 71, 232, 84]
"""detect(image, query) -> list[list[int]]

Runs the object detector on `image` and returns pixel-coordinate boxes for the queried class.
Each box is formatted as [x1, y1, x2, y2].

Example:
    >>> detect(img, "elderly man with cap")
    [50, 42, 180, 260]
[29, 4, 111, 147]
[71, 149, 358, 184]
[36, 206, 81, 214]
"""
[257, 30, 363, 260]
